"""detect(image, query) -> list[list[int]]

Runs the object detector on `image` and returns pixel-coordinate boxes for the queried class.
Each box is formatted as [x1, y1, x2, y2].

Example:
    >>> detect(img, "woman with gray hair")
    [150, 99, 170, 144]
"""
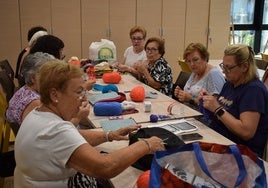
[6, 52, 54, 125]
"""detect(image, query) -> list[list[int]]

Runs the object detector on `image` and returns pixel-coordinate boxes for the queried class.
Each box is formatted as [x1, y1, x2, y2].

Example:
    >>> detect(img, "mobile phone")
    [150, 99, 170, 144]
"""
[180, 133, 203, 141]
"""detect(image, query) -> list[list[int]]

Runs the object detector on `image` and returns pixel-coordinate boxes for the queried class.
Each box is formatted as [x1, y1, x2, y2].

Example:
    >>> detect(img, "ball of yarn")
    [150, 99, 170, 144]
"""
[102, 72, 121, 84]
[130, 85, 145, 102]
[102, 84, 119, 93]
[136, 170, 150, 188]
[150, 114, 158, 122]
[94, 102, 122, 116]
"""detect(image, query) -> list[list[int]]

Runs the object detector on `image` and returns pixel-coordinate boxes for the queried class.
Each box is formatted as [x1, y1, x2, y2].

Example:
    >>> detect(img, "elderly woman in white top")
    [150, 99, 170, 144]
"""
[174, 43, 225, 107]
[116, 26, 147, 76]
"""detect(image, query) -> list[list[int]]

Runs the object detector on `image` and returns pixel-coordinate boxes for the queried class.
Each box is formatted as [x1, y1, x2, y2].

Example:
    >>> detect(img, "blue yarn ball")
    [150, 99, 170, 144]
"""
[94, 102, 122, 116]
[102, 84, 119, 93]
[150, 114, 158, 122]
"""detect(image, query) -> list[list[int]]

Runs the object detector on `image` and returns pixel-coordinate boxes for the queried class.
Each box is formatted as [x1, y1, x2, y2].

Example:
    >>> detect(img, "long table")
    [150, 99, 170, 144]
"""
[87, 74, 202, 128]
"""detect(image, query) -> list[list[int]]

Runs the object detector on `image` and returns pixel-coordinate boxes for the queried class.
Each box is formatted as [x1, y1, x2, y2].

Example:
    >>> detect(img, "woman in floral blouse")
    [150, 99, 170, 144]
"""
[134, 37, 173, 96]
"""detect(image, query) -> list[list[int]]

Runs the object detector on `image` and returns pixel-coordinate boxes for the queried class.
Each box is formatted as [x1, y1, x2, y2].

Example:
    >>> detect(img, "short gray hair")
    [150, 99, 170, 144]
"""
[21, 52, 54, 86]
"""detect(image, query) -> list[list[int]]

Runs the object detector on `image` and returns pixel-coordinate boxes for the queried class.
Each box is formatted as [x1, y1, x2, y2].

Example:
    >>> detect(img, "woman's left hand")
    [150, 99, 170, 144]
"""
[109, 124, 142, 141]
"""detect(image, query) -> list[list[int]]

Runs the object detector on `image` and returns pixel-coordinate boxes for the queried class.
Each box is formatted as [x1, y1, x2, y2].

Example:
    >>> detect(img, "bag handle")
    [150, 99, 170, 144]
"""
[193, 142, 246, 187]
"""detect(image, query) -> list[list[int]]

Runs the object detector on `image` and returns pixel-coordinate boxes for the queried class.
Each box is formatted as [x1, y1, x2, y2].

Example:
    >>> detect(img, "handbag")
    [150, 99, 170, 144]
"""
[148, 142, 267, 188]
[129, 127, 185, 171]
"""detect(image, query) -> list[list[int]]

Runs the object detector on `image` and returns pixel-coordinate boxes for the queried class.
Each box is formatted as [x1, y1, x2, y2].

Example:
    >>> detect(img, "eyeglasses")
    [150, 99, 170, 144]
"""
[131, 37, 144, 41]
[185, 57, 200, 64]
[219, 62, 243, 73]
[145, 47, 158, 53]
[75, 90, 88, 100]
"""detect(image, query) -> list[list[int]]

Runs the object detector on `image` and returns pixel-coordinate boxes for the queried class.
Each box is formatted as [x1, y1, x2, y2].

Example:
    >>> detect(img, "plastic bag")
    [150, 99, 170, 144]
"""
[149, 142, 267, 188]
[89, 39, 117, 64]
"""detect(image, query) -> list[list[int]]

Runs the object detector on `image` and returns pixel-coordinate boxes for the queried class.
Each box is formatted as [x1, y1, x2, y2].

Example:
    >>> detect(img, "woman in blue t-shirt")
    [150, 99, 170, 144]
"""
[200, 44, 268, 157]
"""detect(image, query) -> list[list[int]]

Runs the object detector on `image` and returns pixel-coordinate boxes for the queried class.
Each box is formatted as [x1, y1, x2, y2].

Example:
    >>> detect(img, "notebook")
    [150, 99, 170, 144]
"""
[100, 118, 137, 131]
[88, 91, 119, 105]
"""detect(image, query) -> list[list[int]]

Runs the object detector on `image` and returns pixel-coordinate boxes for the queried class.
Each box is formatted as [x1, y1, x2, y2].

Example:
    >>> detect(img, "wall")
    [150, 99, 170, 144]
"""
[0, 0, 231, 82]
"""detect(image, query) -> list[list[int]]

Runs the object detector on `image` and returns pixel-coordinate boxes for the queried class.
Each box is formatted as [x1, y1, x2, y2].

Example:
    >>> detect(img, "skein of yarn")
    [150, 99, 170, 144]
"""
[130, 85, 145, 102]
[94, 102, 122, 116]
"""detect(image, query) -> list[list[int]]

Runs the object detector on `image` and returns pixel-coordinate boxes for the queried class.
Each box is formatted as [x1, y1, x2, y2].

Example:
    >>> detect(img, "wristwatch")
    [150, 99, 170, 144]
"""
[215, 108, 225, 118]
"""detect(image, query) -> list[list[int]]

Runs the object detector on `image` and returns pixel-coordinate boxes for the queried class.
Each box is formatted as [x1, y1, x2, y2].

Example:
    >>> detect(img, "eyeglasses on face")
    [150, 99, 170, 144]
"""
[219, 62, 243, 73]
[185, 57, 201, 64]
[131, 37, 144, 41]
[145, 47, 158, 53]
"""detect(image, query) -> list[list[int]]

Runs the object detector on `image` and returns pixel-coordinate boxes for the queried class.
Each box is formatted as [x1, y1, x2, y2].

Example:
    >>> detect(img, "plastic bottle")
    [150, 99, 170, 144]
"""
[87, 64, 96, 80]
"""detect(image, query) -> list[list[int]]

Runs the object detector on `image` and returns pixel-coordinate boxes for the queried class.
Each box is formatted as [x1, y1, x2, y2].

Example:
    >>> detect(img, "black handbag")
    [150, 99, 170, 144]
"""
[129, 127, 185, 171]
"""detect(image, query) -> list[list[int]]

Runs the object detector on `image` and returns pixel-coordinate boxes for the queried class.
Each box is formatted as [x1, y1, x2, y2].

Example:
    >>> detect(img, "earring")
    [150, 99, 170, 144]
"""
[55, 100, 58, 103]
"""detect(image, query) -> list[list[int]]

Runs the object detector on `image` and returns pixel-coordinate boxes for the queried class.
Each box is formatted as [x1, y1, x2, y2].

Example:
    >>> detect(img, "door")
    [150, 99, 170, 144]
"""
[184, 0, 210, 47]
[109, 0, 136, 62]
[208, 0, 231, 59]
[81, 0, 109, 59]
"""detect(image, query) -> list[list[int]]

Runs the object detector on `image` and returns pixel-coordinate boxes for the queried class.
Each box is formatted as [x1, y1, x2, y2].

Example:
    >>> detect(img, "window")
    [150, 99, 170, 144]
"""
[230, 0, 268, 53]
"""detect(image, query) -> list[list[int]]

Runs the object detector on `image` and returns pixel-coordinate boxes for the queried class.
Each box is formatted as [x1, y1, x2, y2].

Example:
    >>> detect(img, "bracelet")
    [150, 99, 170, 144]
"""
[141, 139, 151, 153]
[105, 131, 112, 142]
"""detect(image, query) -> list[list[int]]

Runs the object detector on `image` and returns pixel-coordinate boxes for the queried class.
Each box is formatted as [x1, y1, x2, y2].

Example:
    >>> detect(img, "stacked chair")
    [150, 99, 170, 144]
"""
[0, 59, 17, 188]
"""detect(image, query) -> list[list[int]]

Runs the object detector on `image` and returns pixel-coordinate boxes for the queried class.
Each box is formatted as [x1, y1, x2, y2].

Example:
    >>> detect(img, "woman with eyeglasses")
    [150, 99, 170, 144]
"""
[14, 60, 165, 187]
[174, 43, 225, 107]
[134, 37, 173, 96]
[200, 44, 268, 157]
[116, 26, 147, 75]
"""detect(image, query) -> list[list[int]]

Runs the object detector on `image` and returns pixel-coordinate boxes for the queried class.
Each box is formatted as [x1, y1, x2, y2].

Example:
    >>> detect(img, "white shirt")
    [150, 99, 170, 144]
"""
[14, 109, 87, 188]
[124, 46, 147, 67]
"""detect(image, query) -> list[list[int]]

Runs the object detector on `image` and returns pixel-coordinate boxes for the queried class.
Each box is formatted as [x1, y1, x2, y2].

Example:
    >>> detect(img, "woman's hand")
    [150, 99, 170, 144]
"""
[176, 89, 192, 102]
[117, 64, 129, 72]
[143, 136, 166, 154]
[84, 79, 96, 90]
[109, 124, 142, 141]
[135, 61, 147, 74]
[202, 95, 220, 112]
[77, 102, 90, 120]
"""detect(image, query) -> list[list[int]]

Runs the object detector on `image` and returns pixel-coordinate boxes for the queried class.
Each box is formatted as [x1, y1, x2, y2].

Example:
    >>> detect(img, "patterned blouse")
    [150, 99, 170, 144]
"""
[6, 85, 40, 125]
[143, 57, 173, 96]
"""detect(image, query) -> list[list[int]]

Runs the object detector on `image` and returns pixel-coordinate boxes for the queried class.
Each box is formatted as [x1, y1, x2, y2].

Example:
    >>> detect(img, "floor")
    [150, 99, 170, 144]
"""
[3, 145, 14, 188]
[3, 177, 13, 188]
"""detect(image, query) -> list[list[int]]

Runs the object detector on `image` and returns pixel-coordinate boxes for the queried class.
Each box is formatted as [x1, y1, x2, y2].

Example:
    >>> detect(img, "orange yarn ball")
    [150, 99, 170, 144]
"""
[130, 85, 145, 102]
[102, 72, 121, 84]
[136, 170, 150, 188]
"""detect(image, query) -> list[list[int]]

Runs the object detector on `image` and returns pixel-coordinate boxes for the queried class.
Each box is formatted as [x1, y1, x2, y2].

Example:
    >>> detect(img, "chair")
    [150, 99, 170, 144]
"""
[0, 70, 15, 102]
[255, 58, 268, 70]
[262, 68, 268, 89]
[0, 59, 14, 81]
[172, 71, 191, 100]
[174, 71, 191, 89]
[178, 59, 192, 73]
[0, 92, 15, 188]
